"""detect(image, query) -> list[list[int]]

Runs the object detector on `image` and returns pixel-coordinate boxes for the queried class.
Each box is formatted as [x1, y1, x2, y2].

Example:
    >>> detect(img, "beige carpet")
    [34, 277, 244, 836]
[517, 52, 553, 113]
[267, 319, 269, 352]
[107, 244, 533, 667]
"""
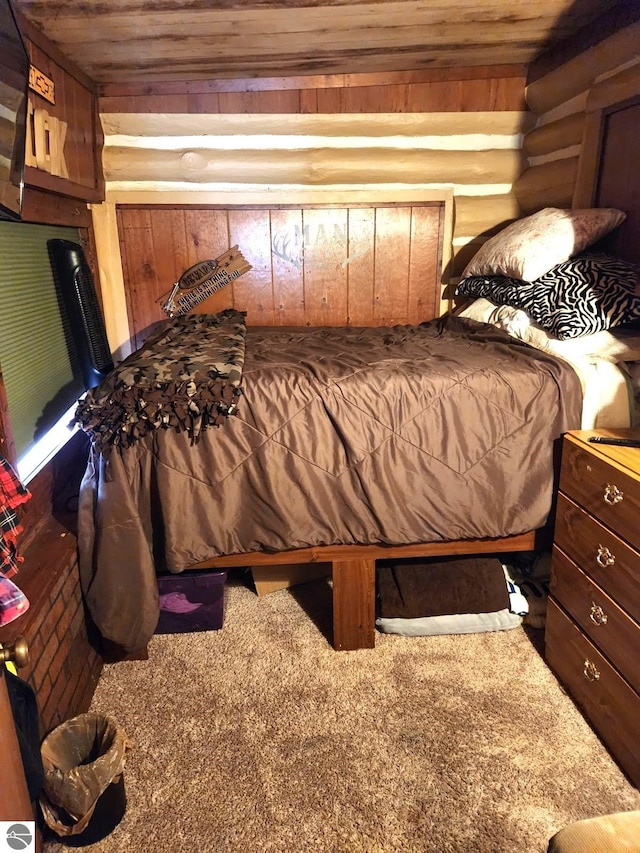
[43, 575, 640, 852]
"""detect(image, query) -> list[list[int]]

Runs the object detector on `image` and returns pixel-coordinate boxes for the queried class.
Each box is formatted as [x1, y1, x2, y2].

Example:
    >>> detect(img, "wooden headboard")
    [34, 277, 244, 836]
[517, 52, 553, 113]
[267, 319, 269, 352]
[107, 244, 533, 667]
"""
[116, 200, 447, 350]
[591, 95, 640, 266]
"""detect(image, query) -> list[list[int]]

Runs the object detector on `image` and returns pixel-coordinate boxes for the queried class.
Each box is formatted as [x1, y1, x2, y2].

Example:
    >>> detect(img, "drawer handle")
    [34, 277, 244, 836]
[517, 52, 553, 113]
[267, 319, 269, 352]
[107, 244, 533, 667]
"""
[603, 483, 624, 505]
[583, 659, 601, 682]
[596, 545, 616, 569]
[589, 603, 608, 626]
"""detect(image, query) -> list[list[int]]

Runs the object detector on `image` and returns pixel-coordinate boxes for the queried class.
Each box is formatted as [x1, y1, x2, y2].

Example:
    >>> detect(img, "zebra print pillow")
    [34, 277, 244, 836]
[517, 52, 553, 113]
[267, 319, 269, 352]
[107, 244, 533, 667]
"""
[456, 254, 640, 340]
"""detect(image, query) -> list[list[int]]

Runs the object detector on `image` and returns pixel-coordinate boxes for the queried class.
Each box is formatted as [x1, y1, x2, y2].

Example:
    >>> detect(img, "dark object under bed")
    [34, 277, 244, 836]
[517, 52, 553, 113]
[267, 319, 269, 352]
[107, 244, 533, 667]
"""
[377, 556, 509, 619]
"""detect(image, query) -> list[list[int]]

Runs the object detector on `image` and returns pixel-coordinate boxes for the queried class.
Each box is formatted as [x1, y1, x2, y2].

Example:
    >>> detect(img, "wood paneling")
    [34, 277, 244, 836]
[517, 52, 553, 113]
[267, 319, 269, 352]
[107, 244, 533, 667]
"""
[99, 69, 528, 114]
[12, 1, 614, 84]
[118, 209, 160, 347]
[346, 207, 376, 326]
[408, 205, 444, 322]
[229, 208, 276, 325]
[594, 99, 640, 266]
[21, 24, 104, 203]
[271, 208, 306, 326]
[100, 67, 527, 96]
[373, 206, 411, 325]
[21, 187, 91, 227]
[117, 202, 444, 348]
[301, 207, 346, 326]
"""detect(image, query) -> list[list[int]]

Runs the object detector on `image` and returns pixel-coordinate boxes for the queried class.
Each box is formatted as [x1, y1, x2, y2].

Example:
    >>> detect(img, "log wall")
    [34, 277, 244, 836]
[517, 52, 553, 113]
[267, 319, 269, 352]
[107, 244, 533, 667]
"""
[94, 65, 530, 349]
[516, 22, 640, 213]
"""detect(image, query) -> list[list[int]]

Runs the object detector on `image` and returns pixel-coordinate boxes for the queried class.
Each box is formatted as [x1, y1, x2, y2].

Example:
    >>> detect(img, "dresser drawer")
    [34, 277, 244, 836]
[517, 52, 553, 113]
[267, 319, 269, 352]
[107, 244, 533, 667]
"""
[545, 598, 640, 787]
[550, 548, 640, 692]
[554, 493, 640, 624]
[559, 440, 640, 551]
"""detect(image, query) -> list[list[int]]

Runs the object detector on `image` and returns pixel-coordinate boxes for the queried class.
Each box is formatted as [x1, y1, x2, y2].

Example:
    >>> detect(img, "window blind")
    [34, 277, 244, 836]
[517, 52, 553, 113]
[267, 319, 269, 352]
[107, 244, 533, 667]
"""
[0, 221, 86, 463]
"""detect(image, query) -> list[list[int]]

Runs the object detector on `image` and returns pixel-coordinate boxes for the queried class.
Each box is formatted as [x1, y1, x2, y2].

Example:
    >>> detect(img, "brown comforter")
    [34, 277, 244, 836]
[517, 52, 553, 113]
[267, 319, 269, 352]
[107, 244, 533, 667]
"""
[77, 316, 582, 652]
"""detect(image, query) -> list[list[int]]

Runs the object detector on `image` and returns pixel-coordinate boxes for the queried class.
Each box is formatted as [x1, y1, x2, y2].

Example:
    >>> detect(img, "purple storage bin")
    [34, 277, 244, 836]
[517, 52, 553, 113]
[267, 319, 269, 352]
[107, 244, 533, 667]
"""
[155, 569, 227, 634]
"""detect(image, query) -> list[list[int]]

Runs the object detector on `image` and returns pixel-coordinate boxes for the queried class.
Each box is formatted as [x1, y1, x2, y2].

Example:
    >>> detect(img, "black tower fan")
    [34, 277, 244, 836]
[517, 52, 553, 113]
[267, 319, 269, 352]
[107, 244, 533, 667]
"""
[48, 239, 114, 390]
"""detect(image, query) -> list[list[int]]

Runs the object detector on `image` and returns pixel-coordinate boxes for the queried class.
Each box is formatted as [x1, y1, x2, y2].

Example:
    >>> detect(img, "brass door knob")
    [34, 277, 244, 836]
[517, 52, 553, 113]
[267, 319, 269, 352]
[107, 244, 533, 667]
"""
[0, 637, 29, 669]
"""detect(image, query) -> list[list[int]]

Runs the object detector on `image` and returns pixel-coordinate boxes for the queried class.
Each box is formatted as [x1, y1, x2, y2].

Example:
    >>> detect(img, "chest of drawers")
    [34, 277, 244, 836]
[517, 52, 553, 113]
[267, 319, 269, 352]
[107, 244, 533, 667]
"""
[546, 430, 640, 787]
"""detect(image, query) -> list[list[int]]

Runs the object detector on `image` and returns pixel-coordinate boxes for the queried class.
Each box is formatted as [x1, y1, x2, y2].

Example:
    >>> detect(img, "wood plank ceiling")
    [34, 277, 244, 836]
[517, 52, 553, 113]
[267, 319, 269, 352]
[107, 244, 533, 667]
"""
[12, 0, 620, 85]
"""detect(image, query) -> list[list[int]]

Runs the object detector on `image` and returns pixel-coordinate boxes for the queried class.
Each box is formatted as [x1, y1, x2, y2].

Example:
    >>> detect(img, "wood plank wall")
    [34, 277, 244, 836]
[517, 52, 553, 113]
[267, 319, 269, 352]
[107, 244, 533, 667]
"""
[97, 66, 530, 307]
[118, 201, 444, 349]
[516, 22, 640, 213]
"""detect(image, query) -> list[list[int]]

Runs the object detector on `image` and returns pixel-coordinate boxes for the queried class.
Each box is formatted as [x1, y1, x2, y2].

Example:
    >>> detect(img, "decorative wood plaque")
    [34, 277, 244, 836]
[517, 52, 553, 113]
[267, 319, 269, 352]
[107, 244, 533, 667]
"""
[29, 65, 55, 105]
[161, 246, 252, 317]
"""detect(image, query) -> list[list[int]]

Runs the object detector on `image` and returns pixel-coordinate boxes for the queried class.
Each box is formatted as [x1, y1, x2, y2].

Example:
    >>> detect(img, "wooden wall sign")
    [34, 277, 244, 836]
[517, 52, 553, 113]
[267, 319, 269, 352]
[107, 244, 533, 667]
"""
[25, 101, 69, 178]
[161, 246, 252, 317]
[29, 65, 55, 105]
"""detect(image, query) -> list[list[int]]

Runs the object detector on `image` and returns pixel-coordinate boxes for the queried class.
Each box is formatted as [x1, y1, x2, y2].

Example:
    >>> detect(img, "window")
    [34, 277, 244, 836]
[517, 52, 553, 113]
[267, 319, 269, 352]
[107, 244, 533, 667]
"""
[0, 221, 86, 481]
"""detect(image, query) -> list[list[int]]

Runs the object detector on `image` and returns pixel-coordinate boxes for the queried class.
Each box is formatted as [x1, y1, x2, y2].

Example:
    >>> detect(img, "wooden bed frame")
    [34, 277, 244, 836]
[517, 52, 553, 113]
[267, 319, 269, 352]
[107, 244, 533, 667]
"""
[193, 531, 544, 651]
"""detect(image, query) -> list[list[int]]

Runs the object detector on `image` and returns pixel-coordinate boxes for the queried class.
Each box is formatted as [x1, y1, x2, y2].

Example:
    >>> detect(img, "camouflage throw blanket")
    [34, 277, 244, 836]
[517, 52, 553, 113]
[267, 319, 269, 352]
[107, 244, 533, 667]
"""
[75, 309, 246, 453]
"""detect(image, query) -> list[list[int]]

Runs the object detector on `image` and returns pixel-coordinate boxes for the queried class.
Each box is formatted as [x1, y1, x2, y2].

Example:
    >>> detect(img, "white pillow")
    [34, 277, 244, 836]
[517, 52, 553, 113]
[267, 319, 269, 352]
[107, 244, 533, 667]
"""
[457, 298, 640, 363]
[462, 207, 626, 282]
[376, 609, 522, 636]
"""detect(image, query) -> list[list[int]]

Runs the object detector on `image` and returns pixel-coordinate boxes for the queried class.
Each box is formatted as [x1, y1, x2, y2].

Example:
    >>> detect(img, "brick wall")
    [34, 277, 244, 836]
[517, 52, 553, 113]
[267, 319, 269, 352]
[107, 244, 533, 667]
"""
[0, 433, 103, 737]
[1, 521, 103, 738]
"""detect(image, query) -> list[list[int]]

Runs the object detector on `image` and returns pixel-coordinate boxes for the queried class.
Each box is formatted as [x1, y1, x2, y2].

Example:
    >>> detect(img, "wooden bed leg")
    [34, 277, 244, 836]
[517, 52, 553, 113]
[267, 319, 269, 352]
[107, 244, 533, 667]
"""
[331, 559, 376, 651]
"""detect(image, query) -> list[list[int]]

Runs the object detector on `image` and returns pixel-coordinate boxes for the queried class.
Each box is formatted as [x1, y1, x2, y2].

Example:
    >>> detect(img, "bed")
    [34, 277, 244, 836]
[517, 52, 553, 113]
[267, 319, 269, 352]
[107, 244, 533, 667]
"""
[76, 103, 640, 656]
[76, 303, 639, 654]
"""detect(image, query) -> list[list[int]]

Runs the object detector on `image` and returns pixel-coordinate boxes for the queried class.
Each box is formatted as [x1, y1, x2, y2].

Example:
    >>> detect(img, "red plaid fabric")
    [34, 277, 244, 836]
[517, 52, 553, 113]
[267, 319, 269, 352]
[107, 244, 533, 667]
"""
[0, 455, 31, 577]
